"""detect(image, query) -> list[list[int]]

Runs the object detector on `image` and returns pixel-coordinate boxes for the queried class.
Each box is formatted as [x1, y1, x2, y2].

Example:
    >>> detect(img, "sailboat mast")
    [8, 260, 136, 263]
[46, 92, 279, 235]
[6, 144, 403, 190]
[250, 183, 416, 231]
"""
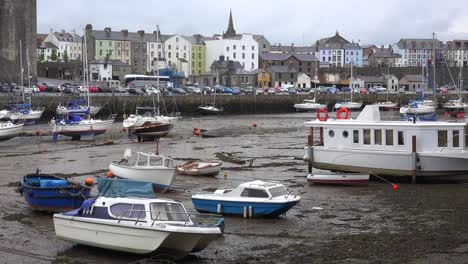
[19, 40, 24, 102]
[460, 59, 463, 99]
[83, 28, 90, 113]
[156, 25, 160, 89]
[350, 62, 353, 102]
[26, 46, 31, 89]
[432, 32, 436, 101]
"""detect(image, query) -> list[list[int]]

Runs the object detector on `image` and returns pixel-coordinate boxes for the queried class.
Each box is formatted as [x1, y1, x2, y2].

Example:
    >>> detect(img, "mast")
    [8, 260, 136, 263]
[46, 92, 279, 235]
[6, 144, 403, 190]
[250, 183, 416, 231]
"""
[156, 25, 161, 116]
[460, 58, 463, 100]
[19, 40, 24, 102]
[350, 61, 353, 102]
[432, 32, 436, 101]
[83, 27, 90, 117]
[26, 46, 31, 89]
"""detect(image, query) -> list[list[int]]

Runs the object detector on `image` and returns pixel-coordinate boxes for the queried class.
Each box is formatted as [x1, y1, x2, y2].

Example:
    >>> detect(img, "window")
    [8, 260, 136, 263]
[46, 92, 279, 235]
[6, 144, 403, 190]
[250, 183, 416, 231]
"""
[242, 53, 245, 59]
[198, 61, 201, 67]
[252, 53, 255, 59]
[175, 37, 179, 42]
[438, 130, 448, 147]
[176, 52, 179, 58]
[198, 53, 201, 59]
[269, 186, 288, 197]
[192, 61, 195, 68]
[183, 45, 186, 50]
[151, 51, 154, 57]
[233, 45, 236, 50]
[252, 46, 255, 51]
[290, 73, 294, 79]
[242, 45, 245, 50]
[397, 131, 404, 145]
[168, 45, 171, 49]
[168, 52, 171, 58]
[150, 156, 163, 166]
[453, 130, 460, 148]
[342, 131, 349, 138]
[192, 53, 195, 59]
[328, 130, 335, 137]
[226, 47, 230, 52]
[99, 41, 102, 47]
[353, 130, 359, 143]
[183, 53, 186, 58]
[363, 129, 371, 145]
[278, 73, 282, 79]
[386, 130, 393, 145]
[233, 53, 236, 59]
[110, 203, 146, 219]
[374, 129, 382, 145]
[150, 202, 188, 221]
[241, 188, 269, 198]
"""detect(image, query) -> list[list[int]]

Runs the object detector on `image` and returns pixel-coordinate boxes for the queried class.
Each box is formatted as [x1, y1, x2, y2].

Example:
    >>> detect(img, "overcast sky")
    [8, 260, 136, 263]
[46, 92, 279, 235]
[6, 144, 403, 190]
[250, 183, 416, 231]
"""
[38, 0, 468, 45]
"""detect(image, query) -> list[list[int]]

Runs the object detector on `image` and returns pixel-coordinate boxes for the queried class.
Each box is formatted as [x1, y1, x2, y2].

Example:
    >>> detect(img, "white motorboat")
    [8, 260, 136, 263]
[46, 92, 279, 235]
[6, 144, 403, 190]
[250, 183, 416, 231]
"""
[197, 105, 223, 115]
[334, 100, 363, 110]
[294, 99, 327, 112]
[109, 150, 176, 192]
[192, 180, 300, 217]
[399, 101, 435, 115]
[177, 161, 222, 176]
[0, 121, 23, 141]
[377, 101, 399, 110]
[123, 105, 180, 128]
[444, 99, 468, 112]
[304, 105, 468, 179]
[0, 110, 11, 119]
[306, 173, 369, 186]
[54, 196, 223, 255]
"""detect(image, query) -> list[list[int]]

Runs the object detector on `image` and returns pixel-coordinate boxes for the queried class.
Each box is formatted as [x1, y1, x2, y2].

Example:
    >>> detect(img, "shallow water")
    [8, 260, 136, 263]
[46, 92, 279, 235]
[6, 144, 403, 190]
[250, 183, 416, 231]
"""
[1, 111, 468, 263]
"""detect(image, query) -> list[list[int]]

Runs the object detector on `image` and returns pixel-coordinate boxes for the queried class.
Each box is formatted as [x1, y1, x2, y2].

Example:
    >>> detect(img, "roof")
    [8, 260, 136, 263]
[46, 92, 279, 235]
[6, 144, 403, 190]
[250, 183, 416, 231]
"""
[42, 42, 58, 49]
[270, 45, 316, 53]
[360, 76, 382, 83]
[260, 53, 318, 62]
[53, 31, 81, 43]
[370, 48, 401, 58]
[396, 39, 445, 50]
[91, 28, 172, 42]
[89, 58, 130, 66]
[400, 75, 425, 82]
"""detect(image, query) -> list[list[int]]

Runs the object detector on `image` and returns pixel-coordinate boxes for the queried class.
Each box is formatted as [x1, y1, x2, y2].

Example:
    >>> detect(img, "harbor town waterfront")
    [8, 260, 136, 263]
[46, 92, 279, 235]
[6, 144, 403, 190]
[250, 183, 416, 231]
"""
[1, 0, 468, 263]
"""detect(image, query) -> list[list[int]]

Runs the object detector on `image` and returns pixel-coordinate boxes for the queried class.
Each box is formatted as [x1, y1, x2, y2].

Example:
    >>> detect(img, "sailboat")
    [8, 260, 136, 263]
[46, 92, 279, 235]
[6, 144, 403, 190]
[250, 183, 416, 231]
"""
[56, 100, 101, 116]
[53, 29, 115, 140]
[9, 41, 44, 123]
[197, 85, 223, 114]
[334, 62, 362, 110]
[294, 74, 326, 111]
[444, 61, 467, 115]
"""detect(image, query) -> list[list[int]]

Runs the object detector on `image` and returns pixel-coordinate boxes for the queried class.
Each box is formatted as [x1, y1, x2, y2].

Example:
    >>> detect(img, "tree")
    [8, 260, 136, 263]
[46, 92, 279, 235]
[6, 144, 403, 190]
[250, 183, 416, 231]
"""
[50, 49, 58, 61]
[63, 50, 69, 63]
[38, 53, 44, 62]
[170, 62, 178, 71]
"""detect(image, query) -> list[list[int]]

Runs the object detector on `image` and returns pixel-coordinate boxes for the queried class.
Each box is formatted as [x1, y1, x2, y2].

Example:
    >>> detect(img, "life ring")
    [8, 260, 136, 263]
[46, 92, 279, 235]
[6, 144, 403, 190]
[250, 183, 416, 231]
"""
[337, 107, 350, 120]
[316, 108, 328, 121]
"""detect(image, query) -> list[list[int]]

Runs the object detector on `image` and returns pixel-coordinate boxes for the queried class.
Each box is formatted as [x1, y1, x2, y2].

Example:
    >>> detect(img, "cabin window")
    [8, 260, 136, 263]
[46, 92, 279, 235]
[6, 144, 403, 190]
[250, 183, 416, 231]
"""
[438, 130, 448, 147]
[269, 186, 288, 197]
[397, 131, 404, 145]
[150, 202, 188, 221]
[374, 129, 382, 145]
[150, 156, 163, 166]
[353, 130, 359, 143]
[328, 130, 335, 138]
[137, 156, 148, 166]
[453, 131, 460, 148]
[386, 130, 394, 145]
[343, 131, 349, 138]
[363, 129, 371, 145]
[110, 203, 146, 219]
[241, 188, 269, 198]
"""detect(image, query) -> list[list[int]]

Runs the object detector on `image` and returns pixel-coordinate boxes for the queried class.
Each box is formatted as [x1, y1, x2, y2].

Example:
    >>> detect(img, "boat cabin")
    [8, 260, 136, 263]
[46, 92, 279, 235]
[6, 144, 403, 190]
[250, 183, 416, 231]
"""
[305, 105, 468, 153]
[124, 152, 175, 168]
[215, 180, 289, 199]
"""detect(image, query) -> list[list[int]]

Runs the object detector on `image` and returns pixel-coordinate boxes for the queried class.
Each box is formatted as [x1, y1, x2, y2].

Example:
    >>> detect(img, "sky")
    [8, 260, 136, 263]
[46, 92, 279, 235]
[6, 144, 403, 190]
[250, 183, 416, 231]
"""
[38, 0, 468, 46]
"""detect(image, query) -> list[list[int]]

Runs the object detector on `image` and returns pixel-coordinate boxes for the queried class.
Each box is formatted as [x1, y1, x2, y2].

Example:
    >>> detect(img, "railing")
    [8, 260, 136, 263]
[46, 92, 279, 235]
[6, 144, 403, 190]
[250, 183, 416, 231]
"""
[116, 209, 224, 229]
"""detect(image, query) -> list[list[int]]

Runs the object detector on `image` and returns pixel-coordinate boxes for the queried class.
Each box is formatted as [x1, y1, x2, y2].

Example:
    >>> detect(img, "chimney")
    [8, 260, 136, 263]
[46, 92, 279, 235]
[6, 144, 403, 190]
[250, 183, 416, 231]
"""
[61, 30, 65, 35]
[122, 29, 129, 38]
[85, 24, 93, 34]
[104, 27, 111, 37]
[138, 30, 145, 38]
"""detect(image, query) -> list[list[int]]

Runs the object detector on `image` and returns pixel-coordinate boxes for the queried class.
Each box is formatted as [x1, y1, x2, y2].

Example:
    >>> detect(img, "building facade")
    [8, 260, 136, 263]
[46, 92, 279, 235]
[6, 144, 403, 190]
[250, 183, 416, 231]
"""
[164, 34, 191, 77]
[444, 40, 468, 67]
[313, 31, 362, 67]
[42, 30, 82, 62]
[399, 74, 426, 91]
[392, 38, 445, 67]
[259, 53, 319, 80]
[89, 58, 131, 81]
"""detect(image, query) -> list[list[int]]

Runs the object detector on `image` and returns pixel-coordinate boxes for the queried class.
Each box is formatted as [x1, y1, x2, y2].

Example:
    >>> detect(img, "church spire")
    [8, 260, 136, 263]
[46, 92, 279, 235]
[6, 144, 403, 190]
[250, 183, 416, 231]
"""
[223, 9, 237, 38]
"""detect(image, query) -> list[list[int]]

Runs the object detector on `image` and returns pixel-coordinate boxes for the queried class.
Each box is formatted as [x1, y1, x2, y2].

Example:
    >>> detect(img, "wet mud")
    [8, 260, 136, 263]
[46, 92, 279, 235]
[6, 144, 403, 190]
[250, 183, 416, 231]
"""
[0, 112, 467, 263]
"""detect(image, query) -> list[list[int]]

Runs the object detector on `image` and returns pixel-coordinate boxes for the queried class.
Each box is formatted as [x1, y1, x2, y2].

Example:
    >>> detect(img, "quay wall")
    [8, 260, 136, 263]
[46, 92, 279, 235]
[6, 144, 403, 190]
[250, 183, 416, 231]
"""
[0, 93, 466, 120]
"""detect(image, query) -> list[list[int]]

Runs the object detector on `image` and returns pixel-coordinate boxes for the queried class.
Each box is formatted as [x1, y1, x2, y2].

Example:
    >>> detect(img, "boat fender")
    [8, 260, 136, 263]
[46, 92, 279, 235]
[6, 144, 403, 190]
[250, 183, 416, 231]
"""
[106, 171, 114, 178]
[85, 178, 94, 186]
[337, 107, 350, 120]
[217, 204, 222, 214]
[248, 205, 253, 219]
[243, 207, 247, 219]
[316, 108, 328, 122]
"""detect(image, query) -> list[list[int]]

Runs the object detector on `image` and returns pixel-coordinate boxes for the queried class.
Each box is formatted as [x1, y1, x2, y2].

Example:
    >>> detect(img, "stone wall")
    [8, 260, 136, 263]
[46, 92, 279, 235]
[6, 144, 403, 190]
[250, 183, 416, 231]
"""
[0, 0, 37, 83]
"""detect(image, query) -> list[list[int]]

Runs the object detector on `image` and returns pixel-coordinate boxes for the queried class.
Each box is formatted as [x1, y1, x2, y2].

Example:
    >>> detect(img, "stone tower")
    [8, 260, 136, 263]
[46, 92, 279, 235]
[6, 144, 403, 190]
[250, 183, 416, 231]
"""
[223, 9, 237, 39]
[0, 0, 37, 83]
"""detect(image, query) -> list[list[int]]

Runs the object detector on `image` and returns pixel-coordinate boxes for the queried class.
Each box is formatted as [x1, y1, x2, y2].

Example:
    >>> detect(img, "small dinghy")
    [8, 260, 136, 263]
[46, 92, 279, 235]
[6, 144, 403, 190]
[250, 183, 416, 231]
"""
[177, 160, 222, 176]
[306, 173, 369, 186]
[191, 180, 300, 218]
[109, 149, 176, 193]
[54, 178, 224, 255]
[20, 170, 91, 212]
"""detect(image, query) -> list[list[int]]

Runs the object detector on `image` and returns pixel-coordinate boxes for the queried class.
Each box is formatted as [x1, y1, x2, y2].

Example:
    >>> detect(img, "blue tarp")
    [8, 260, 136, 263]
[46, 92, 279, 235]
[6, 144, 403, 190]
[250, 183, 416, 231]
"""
[40, 179, 69, 188]
[97, 178, 156, 198]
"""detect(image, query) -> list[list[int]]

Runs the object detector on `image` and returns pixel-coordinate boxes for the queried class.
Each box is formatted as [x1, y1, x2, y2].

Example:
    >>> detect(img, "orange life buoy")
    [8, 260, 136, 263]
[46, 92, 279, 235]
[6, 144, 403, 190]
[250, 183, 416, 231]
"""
[316, 108, 328, 122]
[337, 107, 350, 120]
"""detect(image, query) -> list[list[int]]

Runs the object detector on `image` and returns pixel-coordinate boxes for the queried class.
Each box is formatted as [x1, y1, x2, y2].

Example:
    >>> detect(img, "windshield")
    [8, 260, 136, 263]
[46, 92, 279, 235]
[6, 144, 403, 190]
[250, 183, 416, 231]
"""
[150, 202, 189, 222]
[268, 186, 288, 197]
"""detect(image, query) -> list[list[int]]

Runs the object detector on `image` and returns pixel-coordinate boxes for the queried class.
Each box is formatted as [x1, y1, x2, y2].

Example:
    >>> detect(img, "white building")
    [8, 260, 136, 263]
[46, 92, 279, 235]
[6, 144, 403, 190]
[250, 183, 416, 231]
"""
[163, 34, 191, 77]
[392, 38, 445, 67]
[43, 30, 82, 62]
[297, 73, 311, 88]
[146, 31, 171, 73]
[204, 34, 259, 72]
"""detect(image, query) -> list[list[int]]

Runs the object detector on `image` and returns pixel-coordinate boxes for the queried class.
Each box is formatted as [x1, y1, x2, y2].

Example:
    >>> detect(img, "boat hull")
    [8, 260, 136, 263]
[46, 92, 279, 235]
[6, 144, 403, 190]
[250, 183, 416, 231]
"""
[334, 102, 362, 110]
[197, 106, 223, 115]
[177, 163, 222, 176]
[0, 110, 11, 119]
[57, 106, 101, 116]
[0, 123, 23, 142]
[109, 163, 176, 192]
[191, 198, 299, 217]
[10, 110, 43, 121]
[306, 173, 369, 186]
[56, 119, 114, 138]
[293, 103, 326, 112]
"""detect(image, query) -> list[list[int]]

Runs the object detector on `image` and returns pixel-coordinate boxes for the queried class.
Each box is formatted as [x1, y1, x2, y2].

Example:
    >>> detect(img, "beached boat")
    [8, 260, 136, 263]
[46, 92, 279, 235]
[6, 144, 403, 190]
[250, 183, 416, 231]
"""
[0, 121, 23, 141]
[54, 114, 116, 140]
[304, 105, 468, 179]
[109, 150, 176, 192]
[197, 105, 224, 115]
[123, 106, 179, 128]
[294, 99, 327, 112]
[19, 171, 91, 212]
[377, 101, 399, 110]
[130, 121, 173, 142]
[9, 103, 44, 122]
[334, 100, 363, 110]
[54, 178, 223, 255]
[177, 161, 222, 176]
[399, 100, 435, 115]
[191, 180, 300, 217]
[306, 173, 369, 186]
[56, 100, 101, 116]
[0, 109, 11, 119]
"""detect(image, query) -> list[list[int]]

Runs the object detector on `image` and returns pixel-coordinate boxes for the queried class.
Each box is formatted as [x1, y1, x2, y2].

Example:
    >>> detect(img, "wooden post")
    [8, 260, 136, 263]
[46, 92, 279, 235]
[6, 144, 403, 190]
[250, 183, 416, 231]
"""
[412, 135, 417, 184]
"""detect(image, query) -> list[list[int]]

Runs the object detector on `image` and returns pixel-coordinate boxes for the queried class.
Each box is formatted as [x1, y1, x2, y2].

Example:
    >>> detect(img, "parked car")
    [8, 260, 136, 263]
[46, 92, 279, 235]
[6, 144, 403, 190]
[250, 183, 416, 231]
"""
[198, 86, 213, 94]
[127, 88, 145, 95]
[171, 87, 187, 95]
[145, 87, 161, 95]
[279, 87, 289, 94]
[316, 86, 328, 94]
[341, 87, 351, 93]
[374, 86, 387, 93]
[186, 87, 202, 95]
[223, 87, 233, 94]
[232, 87, 241, 95]
[327, 87, 338, 94]
[62, 87, 80, 95]
[439, 87, 449, 93]
[360, 88, 369, 94]
[267, 88, 276, 95]
[256, 88, 265, 95]
[242, 86, 254, 95]
[88, 86, 99, 93]
[37, 84, 47, 92]
[114, 87, 128, 93]
[289, 88, 297, 95]
[368, 87, 377, 93]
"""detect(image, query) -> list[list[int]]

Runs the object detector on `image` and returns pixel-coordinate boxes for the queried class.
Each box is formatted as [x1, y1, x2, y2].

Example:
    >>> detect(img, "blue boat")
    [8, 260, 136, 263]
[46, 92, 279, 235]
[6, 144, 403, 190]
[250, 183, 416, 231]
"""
[191, 180, 300, 218]
[20, 171, 91, 212]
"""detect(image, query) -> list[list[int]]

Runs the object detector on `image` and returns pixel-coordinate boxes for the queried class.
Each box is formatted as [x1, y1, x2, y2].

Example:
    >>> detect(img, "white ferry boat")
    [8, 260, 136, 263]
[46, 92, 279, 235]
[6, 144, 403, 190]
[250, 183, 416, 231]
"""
[304, 105, 468, 179]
